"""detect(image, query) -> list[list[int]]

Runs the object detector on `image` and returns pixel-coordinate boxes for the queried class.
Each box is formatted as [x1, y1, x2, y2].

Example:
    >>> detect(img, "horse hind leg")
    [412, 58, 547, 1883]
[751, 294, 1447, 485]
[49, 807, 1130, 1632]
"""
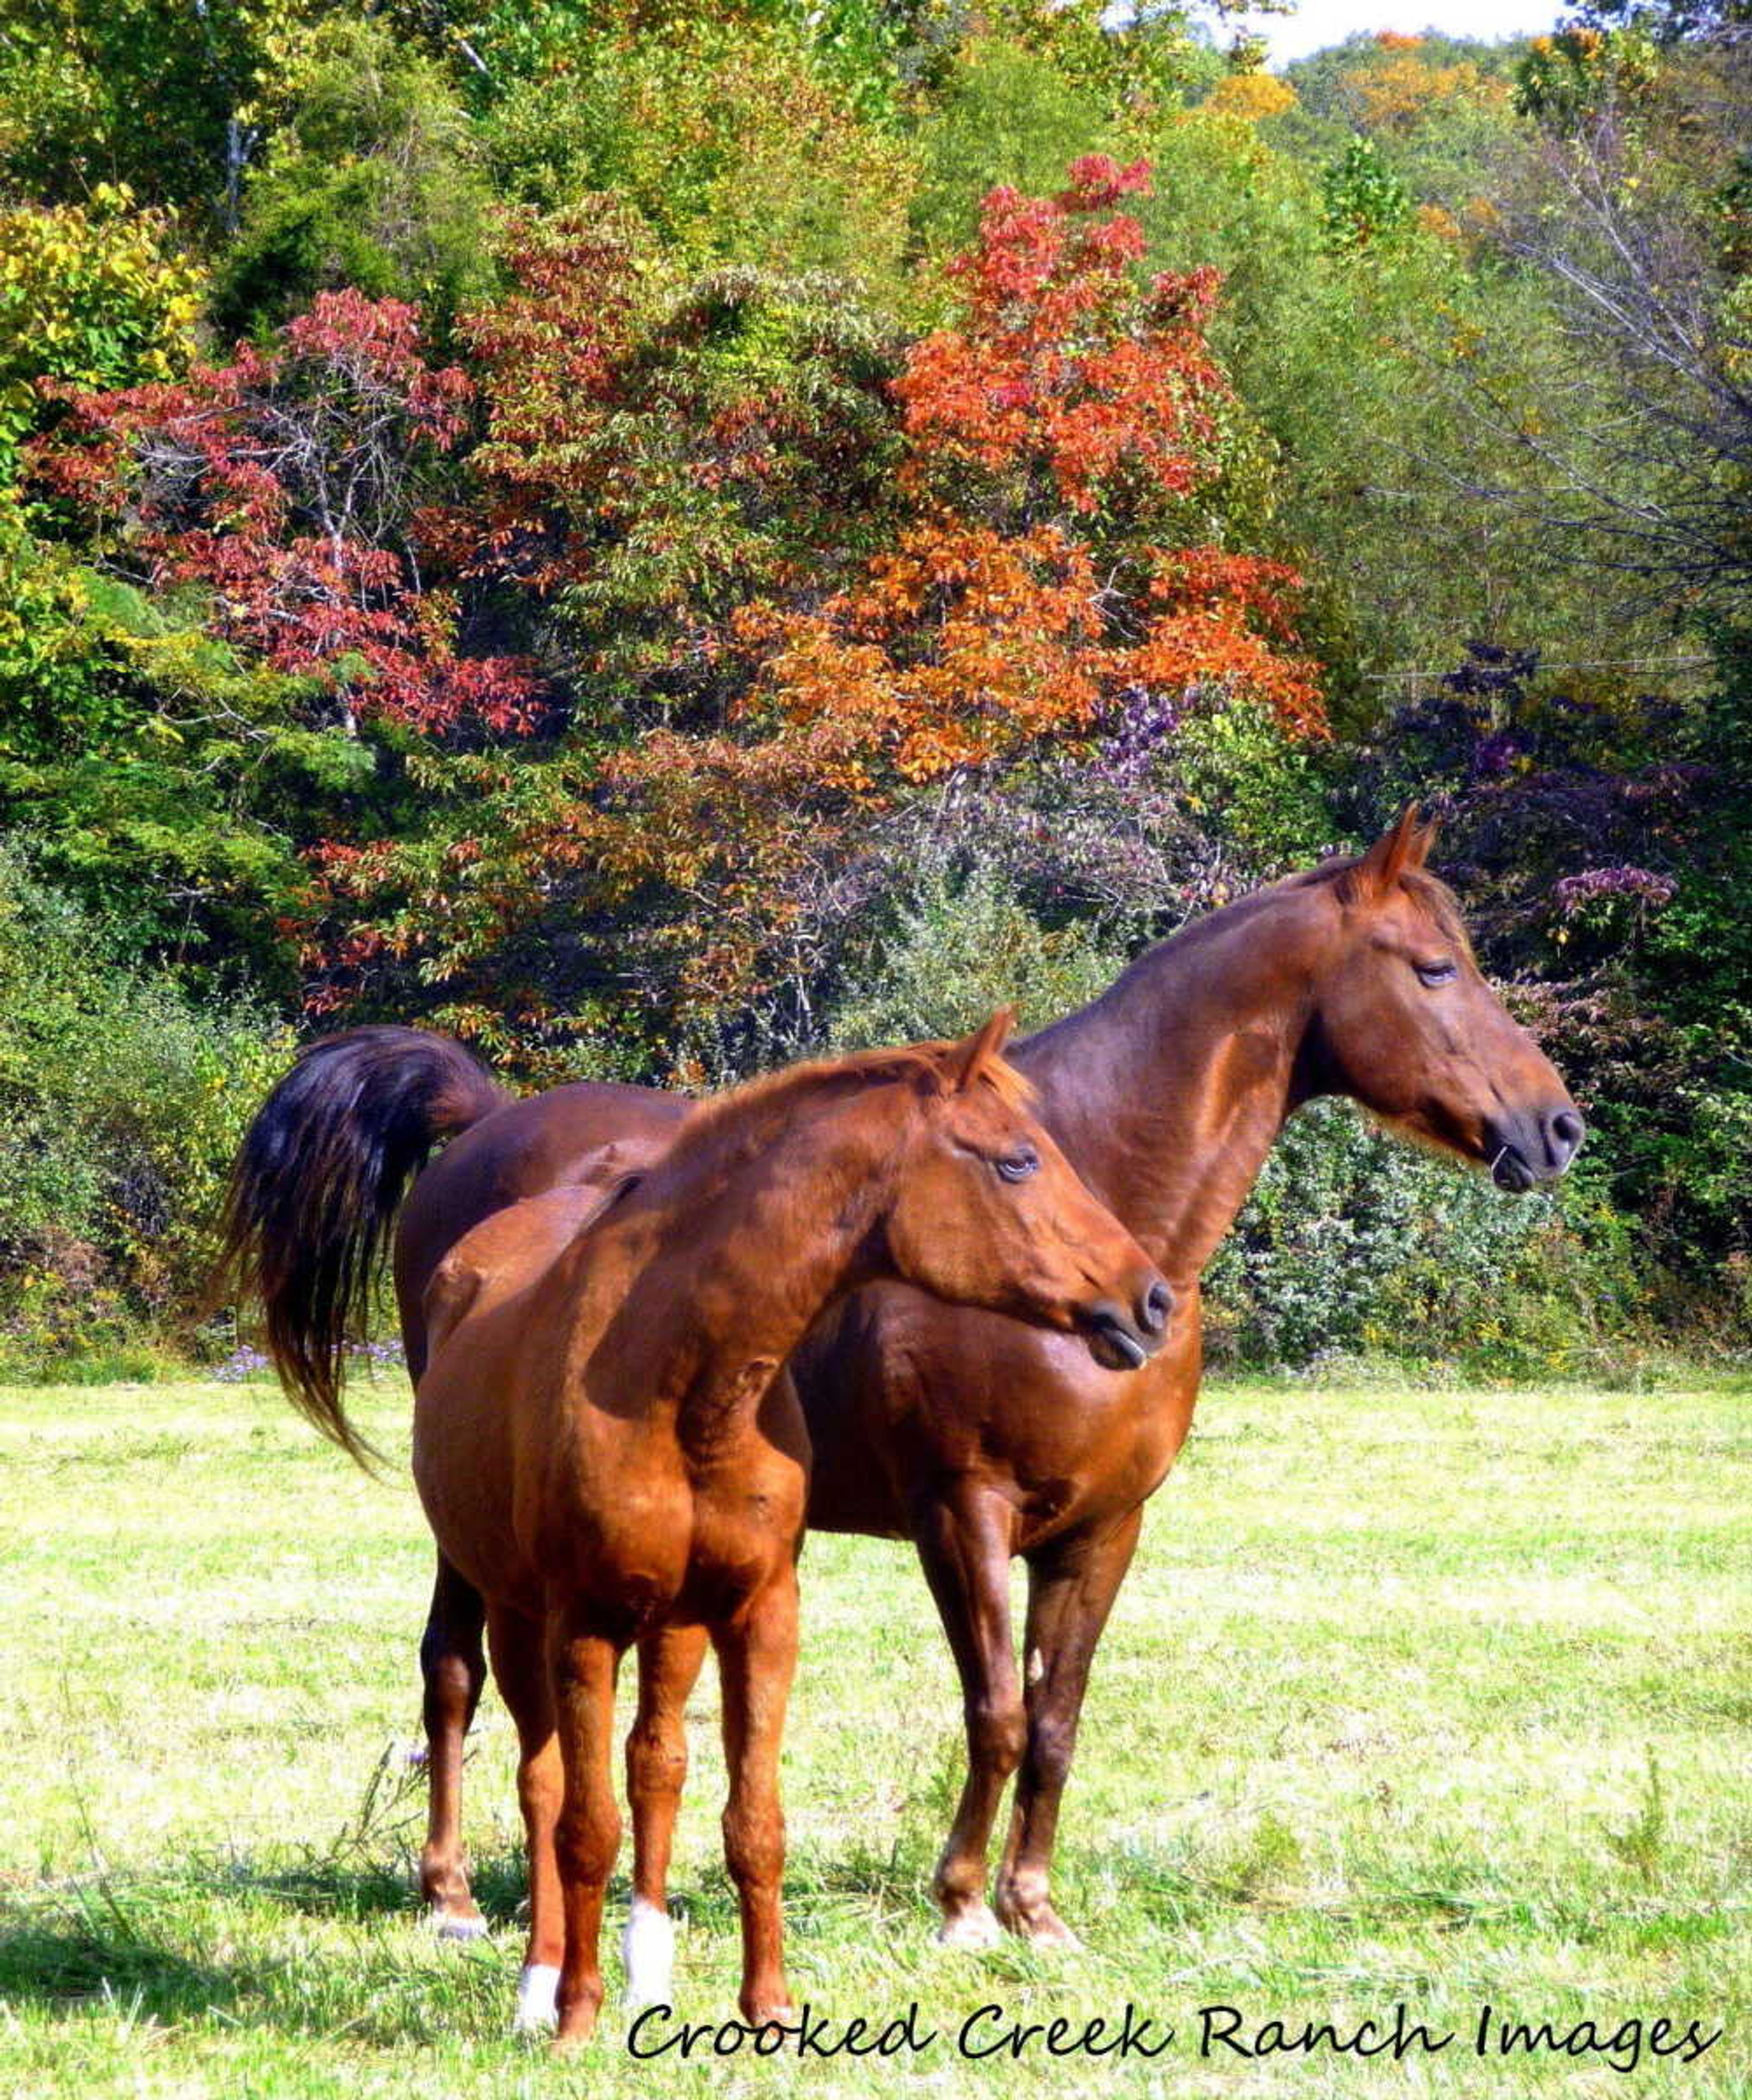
[485, 1602, 566, 2032]
[418, 1553, 490, 1938]
[550, 1609, 625, 2048]
[993, 1509, 1142, 1950]
[623, 1622, 709, 2011]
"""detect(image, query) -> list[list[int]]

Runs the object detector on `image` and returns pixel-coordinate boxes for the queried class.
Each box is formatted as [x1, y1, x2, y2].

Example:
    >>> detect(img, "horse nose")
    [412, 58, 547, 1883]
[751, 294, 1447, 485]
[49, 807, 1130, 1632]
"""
[1137, 1277, 1172, 1337]
[1546, 1107, 1585, 1172]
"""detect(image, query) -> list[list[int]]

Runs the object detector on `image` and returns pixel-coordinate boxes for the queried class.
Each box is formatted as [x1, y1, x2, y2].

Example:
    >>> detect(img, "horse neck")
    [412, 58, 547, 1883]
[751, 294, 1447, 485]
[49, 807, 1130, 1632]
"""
[633, 1089, 904, 1379]
[1014, 897, 1325, 1285]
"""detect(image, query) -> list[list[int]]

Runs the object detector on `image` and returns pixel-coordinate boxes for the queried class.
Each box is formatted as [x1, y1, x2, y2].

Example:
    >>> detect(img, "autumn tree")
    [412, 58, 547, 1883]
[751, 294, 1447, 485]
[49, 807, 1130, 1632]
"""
[308, 160, 1319, 1063]
[30, 289, 537, 740]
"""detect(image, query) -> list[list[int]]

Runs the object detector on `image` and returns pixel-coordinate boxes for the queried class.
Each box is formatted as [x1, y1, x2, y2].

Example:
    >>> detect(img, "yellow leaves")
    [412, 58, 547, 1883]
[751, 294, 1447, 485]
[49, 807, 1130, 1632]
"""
[0, 193, 206, 399]
[1204, 74, 1296, 125]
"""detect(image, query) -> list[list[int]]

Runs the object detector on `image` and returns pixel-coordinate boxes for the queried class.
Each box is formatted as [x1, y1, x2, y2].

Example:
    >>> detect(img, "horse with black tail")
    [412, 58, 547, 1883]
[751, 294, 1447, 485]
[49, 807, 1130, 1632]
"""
[221, 812, 1585, 1950]
[218, 1023, 682, 1924]
[219, 1027, 508, 1464]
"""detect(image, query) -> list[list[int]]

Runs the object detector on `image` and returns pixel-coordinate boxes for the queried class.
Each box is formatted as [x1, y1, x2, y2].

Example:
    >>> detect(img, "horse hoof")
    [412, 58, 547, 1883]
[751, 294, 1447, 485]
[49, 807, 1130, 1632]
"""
[620, 1897, 676, 2010]
[936, 1904, 1004, 1951]
[552, 2001, 601, 2052]
[1015, 1912, 1085, 1952]
[431, 1907, 489, 1943]
[513, 1962, 560, 2033]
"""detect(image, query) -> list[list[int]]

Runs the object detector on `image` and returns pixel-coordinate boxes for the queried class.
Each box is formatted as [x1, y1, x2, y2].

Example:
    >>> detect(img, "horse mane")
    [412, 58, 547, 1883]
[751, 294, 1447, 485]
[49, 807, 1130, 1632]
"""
[1038, 851, 1477, 1044]
[660, 1038, 1034, 1183]
[1281, 855, 1476, 958]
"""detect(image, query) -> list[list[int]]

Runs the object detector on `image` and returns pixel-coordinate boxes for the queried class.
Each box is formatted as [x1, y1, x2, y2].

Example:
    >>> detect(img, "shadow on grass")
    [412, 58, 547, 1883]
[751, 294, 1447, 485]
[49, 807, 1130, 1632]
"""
[0, 1855, 515, 2048]
[235, 1843, 535, 1926]
[0, 1892, 241, 2023]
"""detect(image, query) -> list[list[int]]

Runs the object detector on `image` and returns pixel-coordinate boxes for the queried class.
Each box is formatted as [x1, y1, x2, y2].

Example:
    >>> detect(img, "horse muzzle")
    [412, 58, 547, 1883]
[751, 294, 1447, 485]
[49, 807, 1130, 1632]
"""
[1077, 1276, 1172, 1371]
[1486, 1105, 1585, 1192]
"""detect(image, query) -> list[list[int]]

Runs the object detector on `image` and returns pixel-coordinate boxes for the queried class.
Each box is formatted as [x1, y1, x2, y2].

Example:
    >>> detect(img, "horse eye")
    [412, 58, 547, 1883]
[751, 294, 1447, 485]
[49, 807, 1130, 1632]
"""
[1415, 959, 1458, 987]
[995, 1150, 1039, 1183]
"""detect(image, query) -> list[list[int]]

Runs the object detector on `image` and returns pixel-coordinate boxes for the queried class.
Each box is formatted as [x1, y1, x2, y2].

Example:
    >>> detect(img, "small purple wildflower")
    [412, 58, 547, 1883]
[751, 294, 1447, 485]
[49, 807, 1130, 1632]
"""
[214, 1344, 271, 1383]
[1551, 866, 1677, 917]
[1093, 684, 1186, 787]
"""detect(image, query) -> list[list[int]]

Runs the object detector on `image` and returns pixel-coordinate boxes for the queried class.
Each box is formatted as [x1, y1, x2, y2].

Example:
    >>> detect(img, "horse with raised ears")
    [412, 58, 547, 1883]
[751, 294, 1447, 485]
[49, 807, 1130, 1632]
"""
[390, 1014, 1167, 2042]
[219, 808, 1584, 1956]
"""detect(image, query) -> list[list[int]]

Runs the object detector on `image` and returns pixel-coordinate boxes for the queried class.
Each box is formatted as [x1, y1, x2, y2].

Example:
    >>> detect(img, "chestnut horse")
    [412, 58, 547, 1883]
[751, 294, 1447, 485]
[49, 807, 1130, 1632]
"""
[222, 810, 1584, 1954]
[350, 1016, 1167, 2039]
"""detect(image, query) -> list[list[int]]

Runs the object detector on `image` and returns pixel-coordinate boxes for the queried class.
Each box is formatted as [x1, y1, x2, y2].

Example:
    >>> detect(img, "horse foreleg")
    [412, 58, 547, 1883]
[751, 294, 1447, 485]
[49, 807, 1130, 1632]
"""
[911, 1485, 1023, 1950]
[549, 1611, 624, 2049]
[418, 1552, 489, 1937]
[485, 1602, 566, 2032]
[993, 1506, 1143, 1949]
[713, 1569, 798, 2029]
[622, 1621, 709, 2010]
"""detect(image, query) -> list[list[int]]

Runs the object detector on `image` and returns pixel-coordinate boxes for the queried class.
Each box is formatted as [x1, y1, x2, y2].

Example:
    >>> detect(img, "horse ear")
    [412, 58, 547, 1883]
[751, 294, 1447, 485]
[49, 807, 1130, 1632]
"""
[1411, 812, 1441, 866]
[944, 1008, 1016, 1094]
[1344, 804, 1424, 902]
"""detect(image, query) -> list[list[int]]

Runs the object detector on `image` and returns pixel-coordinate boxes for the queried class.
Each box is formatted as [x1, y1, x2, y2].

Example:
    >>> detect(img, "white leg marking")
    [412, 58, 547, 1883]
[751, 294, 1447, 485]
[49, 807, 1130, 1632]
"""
[936, 1903, 1004, 1951]
[621, 1896, 676, 2009]
[513, 1961, 560, 2033]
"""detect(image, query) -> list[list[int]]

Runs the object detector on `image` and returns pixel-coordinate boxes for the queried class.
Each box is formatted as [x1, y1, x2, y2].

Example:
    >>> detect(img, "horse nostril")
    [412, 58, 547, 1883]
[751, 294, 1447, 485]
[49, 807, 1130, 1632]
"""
[1550, 1109, 1585, 1163]
[1139, 1279, 1172, 1335]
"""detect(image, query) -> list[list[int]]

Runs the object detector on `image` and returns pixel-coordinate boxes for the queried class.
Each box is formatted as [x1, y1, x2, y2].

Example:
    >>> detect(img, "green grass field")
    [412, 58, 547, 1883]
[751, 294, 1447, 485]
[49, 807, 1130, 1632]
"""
[1, 1374, 1746, 2099]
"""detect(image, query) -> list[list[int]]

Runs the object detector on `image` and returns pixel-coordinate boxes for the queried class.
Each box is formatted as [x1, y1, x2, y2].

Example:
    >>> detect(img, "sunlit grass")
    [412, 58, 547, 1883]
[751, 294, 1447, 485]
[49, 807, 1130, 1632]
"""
[1, 1374, 1746, 2096]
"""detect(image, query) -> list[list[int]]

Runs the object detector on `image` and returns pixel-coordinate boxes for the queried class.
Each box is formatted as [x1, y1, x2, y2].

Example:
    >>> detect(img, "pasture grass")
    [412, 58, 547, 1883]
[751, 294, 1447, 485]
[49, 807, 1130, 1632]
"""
[0, 1374, 1746, 2098]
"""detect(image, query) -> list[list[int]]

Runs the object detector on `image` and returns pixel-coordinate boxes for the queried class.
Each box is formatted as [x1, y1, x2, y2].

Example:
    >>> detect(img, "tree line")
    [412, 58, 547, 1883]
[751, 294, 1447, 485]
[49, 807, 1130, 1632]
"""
[0, 0, 1745, 1375]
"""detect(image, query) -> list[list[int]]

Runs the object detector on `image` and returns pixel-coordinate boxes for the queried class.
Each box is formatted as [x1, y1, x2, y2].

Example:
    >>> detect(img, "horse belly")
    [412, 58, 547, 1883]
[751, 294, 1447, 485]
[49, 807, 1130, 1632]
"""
[413, 1355, 539, 1610]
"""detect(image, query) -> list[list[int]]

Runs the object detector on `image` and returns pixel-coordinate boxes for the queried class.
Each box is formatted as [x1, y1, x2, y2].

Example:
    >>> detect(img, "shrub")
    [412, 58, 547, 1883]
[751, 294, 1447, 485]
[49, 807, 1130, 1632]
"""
[479, 18, 917, 304]
[212, 23, 495, 344]
[822, 862, 1126, 1055]
[908, 38, 1115, 263]
[0, 845, 288, 1376]
[1204, 1099, 1642, 1375]
[0, 184, 203, 475]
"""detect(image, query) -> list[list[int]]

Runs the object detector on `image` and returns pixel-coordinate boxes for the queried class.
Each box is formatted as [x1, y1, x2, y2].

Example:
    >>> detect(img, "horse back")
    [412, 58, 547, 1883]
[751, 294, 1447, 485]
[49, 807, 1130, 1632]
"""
[395, 1081, 690, 1375]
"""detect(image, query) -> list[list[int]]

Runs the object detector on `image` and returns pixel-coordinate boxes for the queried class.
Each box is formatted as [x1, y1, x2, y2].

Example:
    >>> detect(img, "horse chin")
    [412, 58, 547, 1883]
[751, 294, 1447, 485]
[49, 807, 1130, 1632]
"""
[1383, 1109, 1543, 1194]
[1081, 1322, 1149, 1372]
[1489, 1146, 1539, 1194]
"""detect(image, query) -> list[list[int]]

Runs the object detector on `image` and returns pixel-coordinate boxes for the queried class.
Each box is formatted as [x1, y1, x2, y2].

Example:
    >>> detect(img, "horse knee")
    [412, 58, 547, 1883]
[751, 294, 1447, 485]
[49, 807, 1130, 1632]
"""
[969, 1697, 1026, 1780]
[1026, 1711, 1077, 1793]
[517, 1754, 562, 1827]
[557, 1799, 622, 1886]
[626, 1727, 687, 1803]
[722, 1802, 785, 1892]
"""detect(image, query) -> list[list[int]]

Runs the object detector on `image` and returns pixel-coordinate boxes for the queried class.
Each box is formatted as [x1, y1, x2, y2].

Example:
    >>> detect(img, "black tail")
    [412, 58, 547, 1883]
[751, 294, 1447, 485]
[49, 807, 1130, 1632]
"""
[216, 1027, 506, 1465]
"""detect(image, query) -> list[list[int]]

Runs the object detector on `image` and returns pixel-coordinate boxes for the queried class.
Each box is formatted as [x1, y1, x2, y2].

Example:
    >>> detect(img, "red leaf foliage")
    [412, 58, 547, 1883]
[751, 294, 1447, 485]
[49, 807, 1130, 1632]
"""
[29, 289, 537, 736]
